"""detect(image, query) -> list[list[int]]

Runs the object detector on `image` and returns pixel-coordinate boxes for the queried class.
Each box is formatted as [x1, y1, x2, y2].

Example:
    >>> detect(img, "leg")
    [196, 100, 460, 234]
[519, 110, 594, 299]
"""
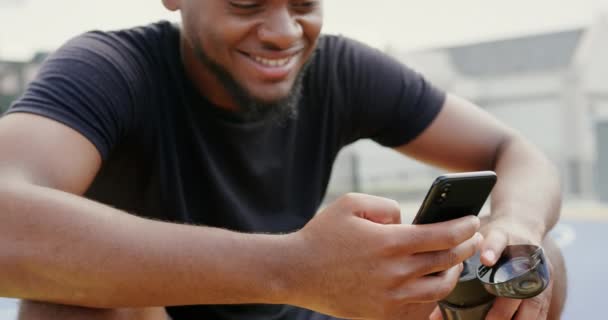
[543, 236, 567, 320]
[291, 304, 437, 320]
[18, 301, 170, 320]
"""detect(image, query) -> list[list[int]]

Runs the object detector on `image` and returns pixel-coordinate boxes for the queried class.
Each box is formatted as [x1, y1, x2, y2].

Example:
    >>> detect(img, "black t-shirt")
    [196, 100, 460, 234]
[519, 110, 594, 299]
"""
[6, 21, 445, 320]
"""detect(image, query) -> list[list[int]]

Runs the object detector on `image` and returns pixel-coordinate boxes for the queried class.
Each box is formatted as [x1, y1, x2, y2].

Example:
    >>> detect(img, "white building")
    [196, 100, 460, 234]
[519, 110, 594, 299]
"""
[0, 52, 46, 112]
[327, 16, 608, 203]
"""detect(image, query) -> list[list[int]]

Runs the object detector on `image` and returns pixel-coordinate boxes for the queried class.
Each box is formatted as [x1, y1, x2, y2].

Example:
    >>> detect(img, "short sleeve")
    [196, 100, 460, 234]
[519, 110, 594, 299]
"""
[4, 31, 144, 160]
[330, 36, 446, 147]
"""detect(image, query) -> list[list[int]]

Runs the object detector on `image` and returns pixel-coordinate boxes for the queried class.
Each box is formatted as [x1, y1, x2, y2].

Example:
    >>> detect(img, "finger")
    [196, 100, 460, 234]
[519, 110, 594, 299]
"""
[485, 297, 521, 320]
[408, 233, 483, 276]
[480, 228, 508, 266]
[513, 296, 546, 320]
[394, 264, 463, 303]
[537, 295, 551, 320]
[517, 279, 553, 320]
[393, 215, 480, 253]
[429, 306, 443, 320]
[338, 193, 402, 225]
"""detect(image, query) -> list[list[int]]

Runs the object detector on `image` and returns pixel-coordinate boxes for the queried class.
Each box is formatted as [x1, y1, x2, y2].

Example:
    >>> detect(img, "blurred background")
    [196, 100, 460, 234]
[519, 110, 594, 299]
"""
[2, 0, 608, 319]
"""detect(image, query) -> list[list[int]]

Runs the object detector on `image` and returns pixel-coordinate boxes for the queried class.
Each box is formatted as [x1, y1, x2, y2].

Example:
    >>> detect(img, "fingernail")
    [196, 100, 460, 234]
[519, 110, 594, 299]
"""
[483, 250, 496, 263]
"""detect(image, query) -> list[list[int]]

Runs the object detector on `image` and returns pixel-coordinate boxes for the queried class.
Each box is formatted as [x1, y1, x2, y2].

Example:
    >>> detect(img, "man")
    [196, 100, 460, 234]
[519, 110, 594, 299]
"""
[0, 1, 566, 319]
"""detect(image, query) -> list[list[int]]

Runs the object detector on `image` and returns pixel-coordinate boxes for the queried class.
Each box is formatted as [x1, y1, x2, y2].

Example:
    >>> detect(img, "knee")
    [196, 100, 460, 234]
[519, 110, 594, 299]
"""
[542, 236, 567, 320]
[18, 301, 168, 320]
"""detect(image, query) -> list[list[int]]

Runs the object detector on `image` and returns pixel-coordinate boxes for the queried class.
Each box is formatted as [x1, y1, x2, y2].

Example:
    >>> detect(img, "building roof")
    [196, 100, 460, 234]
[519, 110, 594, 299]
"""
[447, 29, 585, 77]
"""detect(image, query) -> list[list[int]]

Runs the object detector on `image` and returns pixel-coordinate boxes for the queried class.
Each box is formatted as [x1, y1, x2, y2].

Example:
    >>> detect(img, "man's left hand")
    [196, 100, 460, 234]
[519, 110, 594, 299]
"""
[430, 216, 555, 320]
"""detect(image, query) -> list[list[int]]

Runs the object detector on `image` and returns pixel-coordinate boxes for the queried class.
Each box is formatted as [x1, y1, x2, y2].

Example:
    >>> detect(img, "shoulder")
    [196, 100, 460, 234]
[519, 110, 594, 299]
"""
[314, 34, 394, 67]
[310, 34, 408, 86]
[307, 34, 426, 98]
[48, 21, 178, 75]
[315, 34, 375, 56]
[5, 22, 180, 159]
[31, 21, 182, 111]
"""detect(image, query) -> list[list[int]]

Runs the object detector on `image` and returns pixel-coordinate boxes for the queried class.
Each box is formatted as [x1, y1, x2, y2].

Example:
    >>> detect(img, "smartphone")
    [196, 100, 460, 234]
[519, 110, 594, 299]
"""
[411, 171, 497, 224]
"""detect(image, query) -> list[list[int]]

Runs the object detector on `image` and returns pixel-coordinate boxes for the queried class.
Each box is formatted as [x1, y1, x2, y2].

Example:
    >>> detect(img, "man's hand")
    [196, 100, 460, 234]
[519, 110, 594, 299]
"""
[480, 217, 554, 320]
[284, 193, 482, 319]
[430, 216, 554, 320]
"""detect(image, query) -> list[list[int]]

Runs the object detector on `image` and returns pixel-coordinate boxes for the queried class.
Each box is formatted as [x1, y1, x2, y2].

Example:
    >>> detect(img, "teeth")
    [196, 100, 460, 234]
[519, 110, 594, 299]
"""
[253, 55, 292, 67]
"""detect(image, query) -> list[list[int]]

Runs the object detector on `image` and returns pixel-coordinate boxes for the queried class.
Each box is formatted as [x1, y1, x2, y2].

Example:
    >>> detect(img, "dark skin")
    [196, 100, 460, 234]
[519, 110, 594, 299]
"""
[1, 1, 564, 319]
[174, 0, 323, 109]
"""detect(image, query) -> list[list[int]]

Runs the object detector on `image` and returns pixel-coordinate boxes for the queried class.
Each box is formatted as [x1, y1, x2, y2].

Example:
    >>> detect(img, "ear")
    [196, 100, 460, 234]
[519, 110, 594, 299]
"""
[162, 0, 180, 11]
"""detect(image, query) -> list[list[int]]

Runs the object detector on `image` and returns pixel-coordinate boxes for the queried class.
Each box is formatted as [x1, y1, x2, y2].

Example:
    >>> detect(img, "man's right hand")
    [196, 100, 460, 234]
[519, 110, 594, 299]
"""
[285, 193, 482, 319]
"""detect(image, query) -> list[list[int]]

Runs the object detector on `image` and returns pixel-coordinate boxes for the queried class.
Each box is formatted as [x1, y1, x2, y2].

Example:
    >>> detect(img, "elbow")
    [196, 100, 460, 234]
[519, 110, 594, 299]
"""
[490, 131, 520, 170]
[493, 131, 558, 171]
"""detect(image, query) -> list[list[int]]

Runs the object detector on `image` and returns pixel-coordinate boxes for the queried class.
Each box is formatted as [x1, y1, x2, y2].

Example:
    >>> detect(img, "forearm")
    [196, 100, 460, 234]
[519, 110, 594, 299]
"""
[0, 180, 293, 308]
[490, 134, 562, 238]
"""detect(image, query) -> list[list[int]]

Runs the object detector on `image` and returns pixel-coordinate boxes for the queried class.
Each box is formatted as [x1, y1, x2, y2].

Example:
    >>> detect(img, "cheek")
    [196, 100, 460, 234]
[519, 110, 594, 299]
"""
[180, 7, 234, 61]
[298, 14, 323, 51]
[201, 22, 253, 64]
[200, 29, 227, 57]
[302, 9, 324, 38]
[180, 10, 209, 51]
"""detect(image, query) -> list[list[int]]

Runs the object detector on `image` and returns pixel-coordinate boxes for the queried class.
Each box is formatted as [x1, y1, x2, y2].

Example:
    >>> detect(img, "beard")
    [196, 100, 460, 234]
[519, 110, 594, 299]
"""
[192, 44, 313, 124]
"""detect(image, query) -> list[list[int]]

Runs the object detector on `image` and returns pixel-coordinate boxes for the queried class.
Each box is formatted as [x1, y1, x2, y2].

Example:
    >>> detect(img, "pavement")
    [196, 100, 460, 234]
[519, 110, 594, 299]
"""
[1, 201, 606, 319]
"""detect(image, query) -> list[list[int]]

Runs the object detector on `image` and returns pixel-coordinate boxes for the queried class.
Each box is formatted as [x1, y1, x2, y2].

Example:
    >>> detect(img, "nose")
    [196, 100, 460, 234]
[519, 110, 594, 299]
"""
[258, 8, 303, 50]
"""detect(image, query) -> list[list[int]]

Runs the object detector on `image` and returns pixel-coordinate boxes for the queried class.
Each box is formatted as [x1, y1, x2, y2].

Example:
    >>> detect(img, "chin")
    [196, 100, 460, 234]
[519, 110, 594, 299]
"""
[255, 94, 291, 105]
[246, 89, 289, 104]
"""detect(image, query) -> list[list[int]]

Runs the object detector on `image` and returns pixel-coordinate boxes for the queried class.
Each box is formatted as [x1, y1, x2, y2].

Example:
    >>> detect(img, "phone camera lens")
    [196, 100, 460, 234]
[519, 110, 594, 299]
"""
[436, 194, 447, 204]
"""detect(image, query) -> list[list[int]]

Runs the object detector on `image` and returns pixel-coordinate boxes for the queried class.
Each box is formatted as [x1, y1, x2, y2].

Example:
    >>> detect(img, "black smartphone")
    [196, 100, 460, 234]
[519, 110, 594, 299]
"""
[411, 171, 497, 224]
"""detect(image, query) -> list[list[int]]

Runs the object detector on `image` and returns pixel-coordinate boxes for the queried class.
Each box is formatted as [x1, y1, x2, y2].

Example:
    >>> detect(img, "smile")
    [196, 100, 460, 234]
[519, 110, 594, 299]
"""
[251, 54, 295, 68]
[237, 50, 303, 81]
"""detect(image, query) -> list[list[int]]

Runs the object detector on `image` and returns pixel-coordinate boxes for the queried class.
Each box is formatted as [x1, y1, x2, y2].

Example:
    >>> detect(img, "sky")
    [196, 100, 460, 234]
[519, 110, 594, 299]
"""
[1, 0, 608, 60]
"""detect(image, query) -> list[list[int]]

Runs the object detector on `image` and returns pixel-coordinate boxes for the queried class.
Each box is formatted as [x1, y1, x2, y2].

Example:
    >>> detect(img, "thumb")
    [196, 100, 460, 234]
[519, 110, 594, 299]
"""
[358, 201, 402, 225]
[348, 196, 402, 225]
[480, 229, 508, 266]
[335, 193, 402, 224]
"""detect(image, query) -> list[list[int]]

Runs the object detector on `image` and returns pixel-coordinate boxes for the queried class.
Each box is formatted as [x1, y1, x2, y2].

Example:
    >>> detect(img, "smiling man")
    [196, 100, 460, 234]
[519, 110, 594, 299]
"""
[0, 1, 565, 320]
[180, 0, 321, 121]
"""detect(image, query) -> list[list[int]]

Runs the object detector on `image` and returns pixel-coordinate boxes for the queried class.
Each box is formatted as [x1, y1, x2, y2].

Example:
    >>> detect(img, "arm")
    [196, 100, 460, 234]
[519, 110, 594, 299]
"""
[395, 93, 561, 246]
[396, 94, 561, 320]
[0, 113, 483, 318]
[0, 113, 290, 308]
